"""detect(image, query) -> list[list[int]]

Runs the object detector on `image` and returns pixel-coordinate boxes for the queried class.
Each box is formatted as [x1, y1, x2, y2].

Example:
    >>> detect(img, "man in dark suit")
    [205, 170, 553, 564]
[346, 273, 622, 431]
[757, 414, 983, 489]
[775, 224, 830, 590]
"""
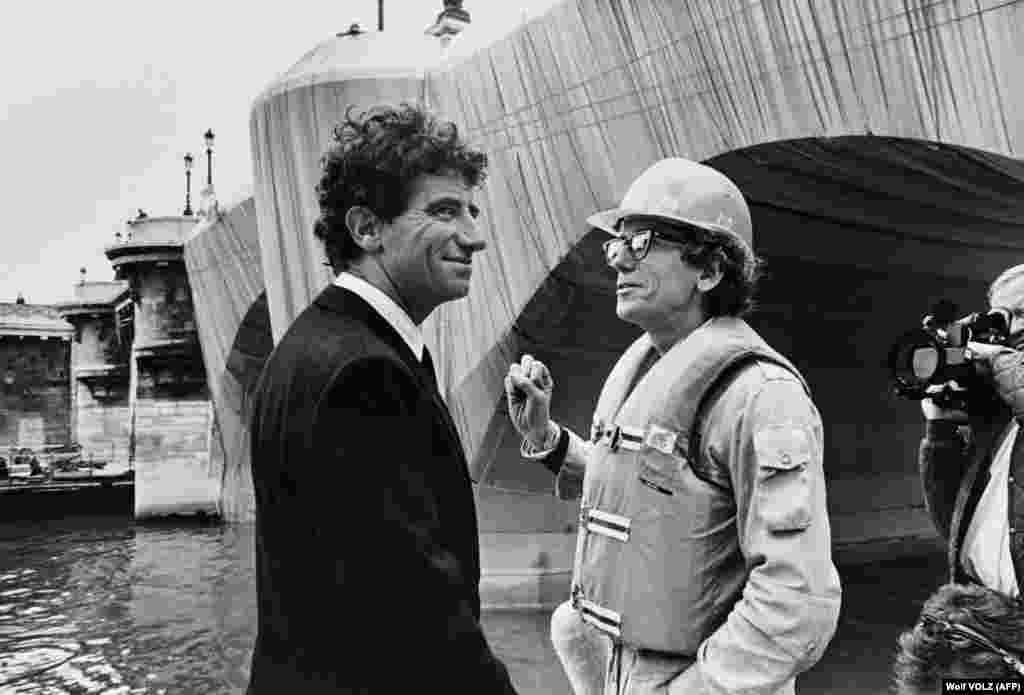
[246, 103, 518, 694]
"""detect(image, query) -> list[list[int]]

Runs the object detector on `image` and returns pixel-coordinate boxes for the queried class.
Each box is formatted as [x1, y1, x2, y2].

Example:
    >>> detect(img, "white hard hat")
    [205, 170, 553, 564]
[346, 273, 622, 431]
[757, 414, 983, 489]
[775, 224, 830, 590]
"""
[587, 158, 753, 254]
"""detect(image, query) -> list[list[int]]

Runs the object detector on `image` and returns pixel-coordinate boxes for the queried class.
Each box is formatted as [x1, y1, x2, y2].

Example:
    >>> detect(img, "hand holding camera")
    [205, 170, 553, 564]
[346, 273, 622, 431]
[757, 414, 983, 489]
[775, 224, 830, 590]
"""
[920, 382, 969, 423]
[888, 300, 1012, 414]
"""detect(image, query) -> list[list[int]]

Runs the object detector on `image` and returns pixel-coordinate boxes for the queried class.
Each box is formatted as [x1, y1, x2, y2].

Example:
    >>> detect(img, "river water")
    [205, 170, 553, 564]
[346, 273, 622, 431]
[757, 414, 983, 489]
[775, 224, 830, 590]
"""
[0, 515, 949, 694]
[0, 516, 570, 695]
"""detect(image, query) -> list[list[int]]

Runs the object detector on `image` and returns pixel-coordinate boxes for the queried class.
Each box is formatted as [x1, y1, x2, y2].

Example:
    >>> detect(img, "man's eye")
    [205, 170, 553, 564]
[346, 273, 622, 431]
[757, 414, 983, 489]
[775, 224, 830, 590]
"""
[433, 206, 459, 220]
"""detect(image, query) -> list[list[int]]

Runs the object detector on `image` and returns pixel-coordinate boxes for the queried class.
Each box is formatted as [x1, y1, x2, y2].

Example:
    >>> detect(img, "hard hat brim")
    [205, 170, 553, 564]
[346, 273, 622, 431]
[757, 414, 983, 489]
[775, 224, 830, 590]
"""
[587, 207, 727, 238]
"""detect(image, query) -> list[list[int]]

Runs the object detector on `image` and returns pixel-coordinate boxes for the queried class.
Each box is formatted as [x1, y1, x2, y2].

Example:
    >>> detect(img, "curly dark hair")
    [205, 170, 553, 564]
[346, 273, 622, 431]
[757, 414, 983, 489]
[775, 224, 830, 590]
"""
[894, 583, 1024, 694]
[680, 228, 762, 318]
[313, 103, 488, 272]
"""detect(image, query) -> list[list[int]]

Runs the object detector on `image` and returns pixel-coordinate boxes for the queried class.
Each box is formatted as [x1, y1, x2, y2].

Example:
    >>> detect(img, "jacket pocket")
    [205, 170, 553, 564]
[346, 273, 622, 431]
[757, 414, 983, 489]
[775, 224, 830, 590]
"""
[638, 454, 685, 496]
[754, 425, 814, 532]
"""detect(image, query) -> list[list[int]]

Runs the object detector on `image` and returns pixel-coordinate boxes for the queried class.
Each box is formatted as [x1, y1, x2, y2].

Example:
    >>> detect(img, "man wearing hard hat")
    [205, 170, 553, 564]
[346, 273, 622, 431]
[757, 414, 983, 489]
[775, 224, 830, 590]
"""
[505, 158, 842, 694]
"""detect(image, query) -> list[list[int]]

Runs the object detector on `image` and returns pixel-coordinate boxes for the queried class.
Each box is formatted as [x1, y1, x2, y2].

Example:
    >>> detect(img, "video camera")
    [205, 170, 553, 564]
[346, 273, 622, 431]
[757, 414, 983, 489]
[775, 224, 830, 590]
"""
[887, 300, 1011, 410]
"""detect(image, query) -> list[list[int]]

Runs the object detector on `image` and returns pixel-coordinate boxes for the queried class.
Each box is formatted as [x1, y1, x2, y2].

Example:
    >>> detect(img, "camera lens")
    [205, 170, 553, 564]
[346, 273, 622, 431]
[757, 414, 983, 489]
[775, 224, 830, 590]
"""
[911, 346, 940, 380]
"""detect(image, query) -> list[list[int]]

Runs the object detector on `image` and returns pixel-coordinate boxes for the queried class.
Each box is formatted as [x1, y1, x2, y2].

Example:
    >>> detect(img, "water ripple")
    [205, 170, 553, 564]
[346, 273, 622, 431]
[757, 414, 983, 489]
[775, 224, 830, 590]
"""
[0, 517, 257, 694]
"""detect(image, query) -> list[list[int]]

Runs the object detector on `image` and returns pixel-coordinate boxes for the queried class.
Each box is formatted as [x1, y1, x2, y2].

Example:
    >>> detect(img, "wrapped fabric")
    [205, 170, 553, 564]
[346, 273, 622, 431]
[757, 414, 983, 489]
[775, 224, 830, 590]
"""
[245, 1, 1024, 541]
[184, 194, 267, 521]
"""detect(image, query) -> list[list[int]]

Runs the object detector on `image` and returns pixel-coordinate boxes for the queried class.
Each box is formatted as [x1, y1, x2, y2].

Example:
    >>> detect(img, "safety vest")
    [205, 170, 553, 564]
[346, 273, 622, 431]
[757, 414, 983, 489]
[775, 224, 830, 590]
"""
[571, 316, 809, 652]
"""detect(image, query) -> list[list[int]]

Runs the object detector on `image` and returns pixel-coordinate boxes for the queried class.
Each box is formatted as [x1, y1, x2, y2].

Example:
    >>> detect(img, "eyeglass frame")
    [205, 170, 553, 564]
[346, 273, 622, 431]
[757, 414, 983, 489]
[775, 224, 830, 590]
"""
[601, 220, 710, 266]
[918, 613, 1024, 677]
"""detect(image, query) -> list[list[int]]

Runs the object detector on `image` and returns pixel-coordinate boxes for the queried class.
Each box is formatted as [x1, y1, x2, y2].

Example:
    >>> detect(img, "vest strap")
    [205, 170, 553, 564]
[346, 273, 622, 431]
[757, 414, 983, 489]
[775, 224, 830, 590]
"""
[595, 423, 683, 457]
[581, 506, 632, 542]
[572, 586, 623, 639]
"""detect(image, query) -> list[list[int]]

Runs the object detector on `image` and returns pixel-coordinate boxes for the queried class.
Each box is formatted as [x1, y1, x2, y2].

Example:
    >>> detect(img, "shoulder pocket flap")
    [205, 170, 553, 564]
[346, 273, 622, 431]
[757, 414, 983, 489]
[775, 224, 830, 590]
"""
[754, 424, 814, 531]
[754, 424, 812, 473]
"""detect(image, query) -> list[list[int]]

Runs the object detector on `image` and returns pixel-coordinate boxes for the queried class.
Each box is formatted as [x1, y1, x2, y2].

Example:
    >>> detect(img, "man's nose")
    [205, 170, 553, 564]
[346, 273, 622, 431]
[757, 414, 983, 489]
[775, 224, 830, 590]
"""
[457, 216, 487, 253]
[607, 241, 635, 270]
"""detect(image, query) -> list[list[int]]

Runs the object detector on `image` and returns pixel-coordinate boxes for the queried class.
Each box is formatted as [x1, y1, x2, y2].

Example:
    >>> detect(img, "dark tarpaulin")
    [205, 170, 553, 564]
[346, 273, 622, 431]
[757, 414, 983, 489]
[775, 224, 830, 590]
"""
[714, 136, 1024, 279]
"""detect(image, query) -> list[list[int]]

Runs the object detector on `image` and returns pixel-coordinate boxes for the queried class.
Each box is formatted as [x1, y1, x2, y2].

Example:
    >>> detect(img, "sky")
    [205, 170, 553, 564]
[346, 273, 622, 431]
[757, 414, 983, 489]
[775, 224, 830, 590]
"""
[0, 0, 562, 305]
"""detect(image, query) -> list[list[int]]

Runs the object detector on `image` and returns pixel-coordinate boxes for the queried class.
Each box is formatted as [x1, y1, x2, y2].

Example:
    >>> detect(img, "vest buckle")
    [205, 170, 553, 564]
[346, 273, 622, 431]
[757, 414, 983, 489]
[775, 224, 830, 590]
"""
[608, 425, 622, 452]
[644, 424, 679, 455]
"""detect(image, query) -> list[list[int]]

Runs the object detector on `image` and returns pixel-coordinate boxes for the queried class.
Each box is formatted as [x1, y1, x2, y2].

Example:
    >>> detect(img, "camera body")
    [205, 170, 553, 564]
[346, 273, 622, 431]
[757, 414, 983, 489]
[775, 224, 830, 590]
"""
[888, 302, 1011, 410]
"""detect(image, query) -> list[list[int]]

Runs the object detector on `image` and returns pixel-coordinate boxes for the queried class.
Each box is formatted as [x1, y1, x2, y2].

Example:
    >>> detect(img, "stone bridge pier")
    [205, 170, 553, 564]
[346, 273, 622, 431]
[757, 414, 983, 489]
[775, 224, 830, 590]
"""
[105, 215, 221, 520]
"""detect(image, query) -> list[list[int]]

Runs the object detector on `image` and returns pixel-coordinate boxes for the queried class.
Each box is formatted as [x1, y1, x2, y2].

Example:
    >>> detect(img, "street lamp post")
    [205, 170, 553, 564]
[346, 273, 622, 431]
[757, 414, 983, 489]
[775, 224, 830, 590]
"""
[204, 129, 214, 187]
[425, 1, 471, 40]
[183, 153, 194, 216]
[379, 0, 383, 31]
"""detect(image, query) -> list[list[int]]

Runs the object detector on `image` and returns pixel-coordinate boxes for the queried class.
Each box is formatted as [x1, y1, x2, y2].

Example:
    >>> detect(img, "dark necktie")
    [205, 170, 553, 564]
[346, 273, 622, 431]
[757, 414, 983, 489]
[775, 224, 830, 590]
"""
[1009, 420, 1024, 473]
[421, 346, 438, 392]
[420, 346, 468, 471]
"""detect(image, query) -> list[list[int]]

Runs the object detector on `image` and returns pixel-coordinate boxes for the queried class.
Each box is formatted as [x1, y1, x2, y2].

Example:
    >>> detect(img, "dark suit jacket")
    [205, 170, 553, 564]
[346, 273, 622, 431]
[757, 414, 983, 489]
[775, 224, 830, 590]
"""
[246, 284, 516, 694]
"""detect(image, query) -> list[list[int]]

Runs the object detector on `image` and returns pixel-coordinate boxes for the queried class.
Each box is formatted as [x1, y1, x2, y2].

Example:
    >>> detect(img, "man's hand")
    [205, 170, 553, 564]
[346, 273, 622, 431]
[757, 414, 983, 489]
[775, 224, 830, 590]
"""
[969, 339, 1024, 417]
[921, 382, 969, 423]
[505, 354, 554, 448]
[964, 340, 1014, 379]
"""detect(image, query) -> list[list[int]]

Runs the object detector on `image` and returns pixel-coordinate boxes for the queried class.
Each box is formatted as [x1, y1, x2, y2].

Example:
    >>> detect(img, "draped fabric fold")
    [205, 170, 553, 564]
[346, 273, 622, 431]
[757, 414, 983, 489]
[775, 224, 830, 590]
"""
[183, 196, 266, 522]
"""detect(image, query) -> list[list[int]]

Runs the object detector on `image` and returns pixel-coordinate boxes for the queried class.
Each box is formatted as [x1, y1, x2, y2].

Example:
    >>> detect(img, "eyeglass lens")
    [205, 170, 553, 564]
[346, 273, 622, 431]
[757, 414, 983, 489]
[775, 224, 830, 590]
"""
[603, 229, 653, 264]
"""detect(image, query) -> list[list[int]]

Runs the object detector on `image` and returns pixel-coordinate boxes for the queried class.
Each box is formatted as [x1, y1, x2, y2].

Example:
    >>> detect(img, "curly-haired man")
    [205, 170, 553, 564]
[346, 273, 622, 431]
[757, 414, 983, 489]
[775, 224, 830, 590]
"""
[894, 583, 1024, 693]
[247, 103, 518, 694]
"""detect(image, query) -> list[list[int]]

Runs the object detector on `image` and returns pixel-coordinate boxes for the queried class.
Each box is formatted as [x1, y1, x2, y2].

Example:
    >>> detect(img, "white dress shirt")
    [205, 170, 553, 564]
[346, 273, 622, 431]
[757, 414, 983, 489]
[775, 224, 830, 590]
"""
[961, 420, 1021, 598]
[334, 272, 424, 361]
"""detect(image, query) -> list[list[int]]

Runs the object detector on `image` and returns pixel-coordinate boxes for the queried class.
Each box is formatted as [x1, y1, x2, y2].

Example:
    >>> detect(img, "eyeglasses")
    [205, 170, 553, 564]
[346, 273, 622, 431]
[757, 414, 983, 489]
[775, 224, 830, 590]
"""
[602, 228, 690, 265]
[919, 614, 1024, 676]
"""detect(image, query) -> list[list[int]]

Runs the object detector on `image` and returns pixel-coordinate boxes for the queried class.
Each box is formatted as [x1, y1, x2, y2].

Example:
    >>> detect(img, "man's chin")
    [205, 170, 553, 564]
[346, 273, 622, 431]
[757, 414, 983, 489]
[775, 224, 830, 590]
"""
[615, 302, 645, 326]
[441, 280, 471, 302]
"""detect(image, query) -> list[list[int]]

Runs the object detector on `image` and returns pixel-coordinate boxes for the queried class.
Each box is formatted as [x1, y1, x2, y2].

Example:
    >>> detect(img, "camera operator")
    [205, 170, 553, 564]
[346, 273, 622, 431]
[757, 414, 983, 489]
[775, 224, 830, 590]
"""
[919, 263, 1024, 600]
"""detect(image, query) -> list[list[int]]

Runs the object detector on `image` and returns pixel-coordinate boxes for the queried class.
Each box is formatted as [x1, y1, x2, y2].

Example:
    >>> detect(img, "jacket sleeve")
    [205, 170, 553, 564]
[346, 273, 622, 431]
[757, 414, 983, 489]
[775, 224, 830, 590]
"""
[552, 428, 593, 500]
[685, 374, 841, 695]
[311, 357, 517, 694]
[524, 424, 593, 501]
[919, 420, 972, 541]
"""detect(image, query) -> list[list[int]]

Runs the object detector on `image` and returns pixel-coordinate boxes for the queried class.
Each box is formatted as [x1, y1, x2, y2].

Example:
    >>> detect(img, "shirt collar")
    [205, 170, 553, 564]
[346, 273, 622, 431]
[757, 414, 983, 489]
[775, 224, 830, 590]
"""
[335, 272, 424, 361]
[648, 317, 714, 355]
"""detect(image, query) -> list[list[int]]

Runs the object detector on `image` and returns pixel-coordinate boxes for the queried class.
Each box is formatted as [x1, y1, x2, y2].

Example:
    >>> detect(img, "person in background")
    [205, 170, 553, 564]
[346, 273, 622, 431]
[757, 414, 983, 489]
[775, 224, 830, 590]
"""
[247, 103, 518, 694]
[894, 582, 1024, 692]
[918, 264, 1024, 602]
[506, 158, 841, 694]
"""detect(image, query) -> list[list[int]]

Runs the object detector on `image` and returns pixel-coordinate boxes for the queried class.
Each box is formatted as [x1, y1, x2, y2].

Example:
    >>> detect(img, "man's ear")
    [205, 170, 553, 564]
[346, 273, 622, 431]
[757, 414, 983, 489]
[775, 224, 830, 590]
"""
[345, 206, 383, 253]
[696, 253, 724, 293]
